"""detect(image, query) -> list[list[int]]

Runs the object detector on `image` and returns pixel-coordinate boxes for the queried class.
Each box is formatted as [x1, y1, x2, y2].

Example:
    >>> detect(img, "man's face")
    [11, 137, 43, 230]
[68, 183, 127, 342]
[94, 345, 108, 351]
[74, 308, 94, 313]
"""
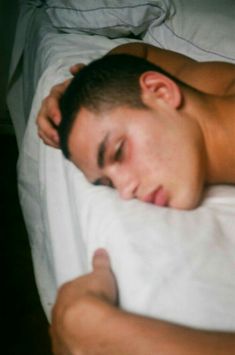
[68, 101, 205, 210]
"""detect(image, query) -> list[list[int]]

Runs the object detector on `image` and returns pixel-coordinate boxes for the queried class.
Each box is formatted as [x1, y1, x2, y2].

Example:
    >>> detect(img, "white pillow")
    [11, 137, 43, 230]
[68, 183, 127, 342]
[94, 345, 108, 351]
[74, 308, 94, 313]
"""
[144, 0, 235, 62]
[18, 2, 235, 329]
[45, 0, 174, 38]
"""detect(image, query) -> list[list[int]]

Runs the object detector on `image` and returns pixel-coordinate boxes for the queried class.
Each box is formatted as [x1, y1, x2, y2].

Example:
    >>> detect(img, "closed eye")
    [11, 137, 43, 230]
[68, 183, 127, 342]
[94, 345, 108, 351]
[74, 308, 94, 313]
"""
[93, 177, 113, 188]
[114, 140, 124, 162]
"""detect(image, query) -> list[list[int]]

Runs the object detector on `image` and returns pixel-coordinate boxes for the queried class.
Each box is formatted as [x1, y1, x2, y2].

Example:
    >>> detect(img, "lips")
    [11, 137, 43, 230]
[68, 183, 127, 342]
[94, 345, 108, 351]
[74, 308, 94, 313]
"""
[143, 186, 169, 207]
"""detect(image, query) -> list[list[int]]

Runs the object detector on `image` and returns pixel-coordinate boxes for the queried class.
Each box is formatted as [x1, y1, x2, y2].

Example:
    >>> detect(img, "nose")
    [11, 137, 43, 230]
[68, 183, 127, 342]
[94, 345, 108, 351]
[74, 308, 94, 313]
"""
[108, 167, 138, 200]
[118, 180, 138, 200]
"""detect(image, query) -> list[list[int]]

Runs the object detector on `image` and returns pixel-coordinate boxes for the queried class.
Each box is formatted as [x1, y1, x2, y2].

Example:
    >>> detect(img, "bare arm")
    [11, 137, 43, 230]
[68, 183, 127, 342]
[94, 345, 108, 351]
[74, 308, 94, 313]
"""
[50, 250, 235, 355]
[66, 300, 235, 355]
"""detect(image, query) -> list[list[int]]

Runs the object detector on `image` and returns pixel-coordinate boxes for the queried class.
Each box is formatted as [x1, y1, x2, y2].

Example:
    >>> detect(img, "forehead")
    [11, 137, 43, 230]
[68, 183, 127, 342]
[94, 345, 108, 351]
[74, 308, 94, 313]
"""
[68, 107, 103, 180]
[68, 106, 133, 181]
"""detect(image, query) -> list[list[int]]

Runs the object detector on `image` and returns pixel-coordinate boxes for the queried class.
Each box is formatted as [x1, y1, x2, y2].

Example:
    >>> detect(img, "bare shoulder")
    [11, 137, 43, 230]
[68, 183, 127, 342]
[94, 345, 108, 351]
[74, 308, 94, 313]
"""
[147, 45, 196, 76]
[147, 45, 235, 96]
[108, 42, 196, 76]
[180, 61, 235, 96]
[108, 42, 147, 58]
[108, 43, 235, 96]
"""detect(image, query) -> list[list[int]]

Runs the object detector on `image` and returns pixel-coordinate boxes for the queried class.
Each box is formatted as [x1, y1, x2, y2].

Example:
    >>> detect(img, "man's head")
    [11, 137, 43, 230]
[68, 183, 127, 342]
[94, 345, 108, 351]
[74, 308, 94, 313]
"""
[59, 54, 180, 157]
[58, 54, 206, 210]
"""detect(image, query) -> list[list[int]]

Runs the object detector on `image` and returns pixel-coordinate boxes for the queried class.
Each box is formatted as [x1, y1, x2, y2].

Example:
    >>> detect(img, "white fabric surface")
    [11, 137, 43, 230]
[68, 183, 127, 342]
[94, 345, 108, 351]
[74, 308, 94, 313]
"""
[7, 2, 41, 147]
[45, 0, 173, 38]
[15, 1, 235, 330]
[7, 4, 58, 148]
[144, 0, 235, 63]
[18, 32, 135, 319]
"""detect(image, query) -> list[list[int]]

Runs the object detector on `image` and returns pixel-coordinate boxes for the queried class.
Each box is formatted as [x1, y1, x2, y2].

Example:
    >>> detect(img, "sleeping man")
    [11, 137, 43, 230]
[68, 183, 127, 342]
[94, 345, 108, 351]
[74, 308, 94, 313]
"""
[37, 42, 235, 210]
[37, 43, 235, 354]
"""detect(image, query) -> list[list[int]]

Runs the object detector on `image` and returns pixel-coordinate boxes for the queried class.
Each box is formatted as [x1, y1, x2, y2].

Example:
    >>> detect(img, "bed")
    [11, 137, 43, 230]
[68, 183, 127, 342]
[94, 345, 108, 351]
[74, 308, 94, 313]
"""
[7, 0, 235, 330]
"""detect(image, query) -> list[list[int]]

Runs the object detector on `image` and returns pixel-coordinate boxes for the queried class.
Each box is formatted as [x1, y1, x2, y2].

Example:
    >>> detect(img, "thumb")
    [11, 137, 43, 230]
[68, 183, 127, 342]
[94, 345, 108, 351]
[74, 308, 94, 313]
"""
[92, 248, 111, 272]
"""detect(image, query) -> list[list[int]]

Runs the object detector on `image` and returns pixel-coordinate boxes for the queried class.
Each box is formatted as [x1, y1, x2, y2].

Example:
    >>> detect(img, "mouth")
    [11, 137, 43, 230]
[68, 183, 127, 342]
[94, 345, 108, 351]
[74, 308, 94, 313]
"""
[142, 186, 169, 207]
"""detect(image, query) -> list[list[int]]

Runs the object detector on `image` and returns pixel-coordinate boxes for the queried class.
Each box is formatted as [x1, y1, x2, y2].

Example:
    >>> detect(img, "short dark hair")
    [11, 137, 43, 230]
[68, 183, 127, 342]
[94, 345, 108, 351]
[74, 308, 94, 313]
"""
[58, 54, 180, 159]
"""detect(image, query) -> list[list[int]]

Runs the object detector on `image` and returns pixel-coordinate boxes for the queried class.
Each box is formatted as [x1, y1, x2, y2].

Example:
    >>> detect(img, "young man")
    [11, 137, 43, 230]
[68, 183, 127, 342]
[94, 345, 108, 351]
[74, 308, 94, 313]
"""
[37, 43, 235, 210]
[36, 43, 235, 354]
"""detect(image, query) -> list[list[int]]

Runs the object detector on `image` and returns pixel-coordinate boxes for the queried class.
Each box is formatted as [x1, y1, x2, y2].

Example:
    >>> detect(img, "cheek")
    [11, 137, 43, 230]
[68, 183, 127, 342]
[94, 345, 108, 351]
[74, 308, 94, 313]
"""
[127, 123, 183, 179]
[131, 137, 162, 177]
[133, 137, 189, 184]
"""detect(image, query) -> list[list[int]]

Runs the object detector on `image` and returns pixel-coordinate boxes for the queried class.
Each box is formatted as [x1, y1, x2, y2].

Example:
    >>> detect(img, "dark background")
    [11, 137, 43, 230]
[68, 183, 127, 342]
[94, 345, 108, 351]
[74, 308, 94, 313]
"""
[1, 1, 52, 353]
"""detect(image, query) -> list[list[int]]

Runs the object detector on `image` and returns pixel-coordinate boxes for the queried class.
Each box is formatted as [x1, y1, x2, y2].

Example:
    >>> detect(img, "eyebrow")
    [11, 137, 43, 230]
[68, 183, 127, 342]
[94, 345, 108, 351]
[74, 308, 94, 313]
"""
[97, 134, 109, 169]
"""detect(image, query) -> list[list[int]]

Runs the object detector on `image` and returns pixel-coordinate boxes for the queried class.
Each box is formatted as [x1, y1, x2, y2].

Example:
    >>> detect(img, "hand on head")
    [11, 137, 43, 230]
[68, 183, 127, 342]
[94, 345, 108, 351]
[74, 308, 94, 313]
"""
[36, 63, 85, 148]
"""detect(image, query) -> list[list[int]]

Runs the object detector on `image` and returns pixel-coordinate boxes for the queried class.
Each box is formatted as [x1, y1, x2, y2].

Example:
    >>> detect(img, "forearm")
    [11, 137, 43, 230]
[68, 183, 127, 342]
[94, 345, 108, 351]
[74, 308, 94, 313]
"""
[60, 295, 235, 355]
[117, 310, 235, 355]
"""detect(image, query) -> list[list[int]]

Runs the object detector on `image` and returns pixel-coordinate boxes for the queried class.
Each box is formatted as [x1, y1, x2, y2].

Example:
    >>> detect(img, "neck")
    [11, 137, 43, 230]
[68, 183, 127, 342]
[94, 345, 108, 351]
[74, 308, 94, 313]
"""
[185, 90, 235, 185]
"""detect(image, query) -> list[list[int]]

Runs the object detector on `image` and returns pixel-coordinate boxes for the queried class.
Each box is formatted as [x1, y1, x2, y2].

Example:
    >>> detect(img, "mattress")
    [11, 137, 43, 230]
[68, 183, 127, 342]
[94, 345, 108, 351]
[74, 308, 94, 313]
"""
[8, 0, 235, 330]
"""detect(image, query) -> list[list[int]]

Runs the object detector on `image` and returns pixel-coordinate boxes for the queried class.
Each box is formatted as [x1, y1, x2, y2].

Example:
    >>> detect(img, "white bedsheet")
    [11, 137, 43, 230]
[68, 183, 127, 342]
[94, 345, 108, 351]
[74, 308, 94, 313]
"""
[18, 32, 135, 316]
[18, 26, 235, 330]
[144, 0, 235, 63]
[7, 3, 134, 147]
[9, 0, 235, 332]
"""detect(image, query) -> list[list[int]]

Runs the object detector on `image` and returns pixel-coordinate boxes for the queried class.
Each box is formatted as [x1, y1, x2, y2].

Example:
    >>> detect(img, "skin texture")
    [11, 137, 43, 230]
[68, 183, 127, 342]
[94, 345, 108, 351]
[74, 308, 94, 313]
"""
[68, 88, 206, 210]
[36, 43, 235, 353]
[67, 69, 235, 210]
[37, 45, 235, 209]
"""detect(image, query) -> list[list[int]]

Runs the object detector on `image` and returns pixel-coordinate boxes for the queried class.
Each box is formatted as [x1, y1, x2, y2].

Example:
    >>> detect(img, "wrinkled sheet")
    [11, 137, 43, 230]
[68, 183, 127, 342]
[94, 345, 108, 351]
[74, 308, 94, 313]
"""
[19, 33, 235, 329]
[11, 0, 235, 330]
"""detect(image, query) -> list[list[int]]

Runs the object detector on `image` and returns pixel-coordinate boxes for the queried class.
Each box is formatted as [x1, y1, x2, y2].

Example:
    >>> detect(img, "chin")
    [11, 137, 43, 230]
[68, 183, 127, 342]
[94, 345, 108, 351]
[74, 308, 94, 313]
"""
[169, 190, 203, 211]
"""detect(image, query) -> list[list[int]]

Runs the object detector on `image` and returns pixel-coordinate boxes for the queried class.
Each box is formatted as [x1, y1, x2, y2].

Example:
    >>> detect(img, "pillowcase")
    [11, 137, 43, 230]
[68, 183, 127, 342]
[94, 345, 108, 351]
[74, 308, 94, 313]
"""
[144, 0, 235, 62]
[45, 0, 174, 38]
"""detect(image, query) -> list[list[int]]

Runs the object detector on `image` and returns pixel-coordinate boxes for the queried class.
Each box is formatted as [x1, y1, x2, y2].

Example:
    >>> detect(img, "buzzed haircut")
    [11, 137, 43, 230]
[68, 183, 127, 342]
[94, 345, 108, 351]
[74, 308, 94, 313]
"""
[58, 53, 181, 159]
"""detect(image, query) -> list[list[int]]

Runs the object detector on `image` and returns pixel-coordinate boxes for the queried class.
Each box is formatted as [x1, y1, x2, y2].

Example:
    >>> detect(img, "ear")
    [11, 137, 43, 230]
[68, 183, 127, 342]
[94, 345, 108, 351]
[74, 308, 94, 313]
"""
[139, 71, 183, 110]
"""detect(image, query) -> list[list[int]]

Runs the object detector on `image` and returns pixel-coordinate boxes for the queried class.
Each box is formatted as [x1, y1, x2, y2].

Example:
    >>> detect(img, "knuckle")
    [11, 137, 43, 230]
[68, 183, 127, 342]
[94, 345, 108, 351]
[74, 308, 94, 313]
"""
[48, 98, 58, 113]
[47, 95, 55, 107]
[42, 96, 49, 107]
[36, 113, 44, 126]
[50, 84, 60, 96]
[58, 281, 72, 296]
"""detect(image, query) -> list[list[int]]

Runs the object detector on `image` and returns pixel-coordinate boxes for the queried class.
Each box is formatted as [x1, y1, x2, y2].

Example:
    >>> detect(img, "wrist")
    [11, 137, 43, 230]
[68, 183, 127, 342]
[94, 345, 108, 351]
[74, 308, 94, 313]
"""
[60, 293, 118, 353]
